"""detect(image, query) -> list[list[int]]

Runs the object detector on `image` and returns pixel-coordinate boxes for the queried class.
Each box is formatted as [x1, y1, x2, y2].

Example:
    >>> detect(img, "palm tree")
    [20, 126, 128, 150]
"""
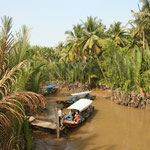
[9, 25, 31, 67]
[107, 21, 127, 47]
[0, 16, 45, 150]
[65, 24, 83, 39]
[64, 24, 83, 61]
[80, 16, 106, 79]
[130, 0, 150, 49]
[140, 0, 150, 12]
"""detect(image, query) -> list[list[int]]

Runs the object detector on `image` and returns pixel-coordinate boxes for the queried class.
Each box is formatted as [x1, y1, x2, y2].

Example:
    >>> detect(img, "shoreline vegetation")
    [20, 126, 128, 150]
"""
[0, 0, 150, 149]
[54, 82, 150, 109]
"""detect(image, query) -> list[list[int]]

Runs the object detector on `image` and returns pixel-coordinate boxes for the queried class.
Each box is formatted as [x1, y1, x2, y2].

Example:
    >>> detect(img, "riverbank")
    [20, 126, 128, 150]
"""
[56, 83, 150, 109]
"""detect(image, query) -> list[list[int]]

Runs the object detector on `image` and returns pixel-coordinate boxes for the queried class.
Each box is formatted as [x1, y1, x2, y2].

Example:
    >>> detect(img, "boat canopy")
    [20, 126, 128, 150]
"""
[71, 91, 92, 96]
[44, 84, 56, 89]
[67, 99, 93, 112]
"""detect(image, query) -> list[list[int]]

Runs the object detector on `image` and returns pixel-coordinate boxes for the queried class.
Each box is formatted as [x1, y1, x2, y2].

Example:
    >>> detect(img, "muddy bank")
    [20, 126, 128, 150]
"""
[42, 81, 110, 92]
[111, 89, 150, 109]
[57, 83, 150, 109]
[32, 131, 71, 150]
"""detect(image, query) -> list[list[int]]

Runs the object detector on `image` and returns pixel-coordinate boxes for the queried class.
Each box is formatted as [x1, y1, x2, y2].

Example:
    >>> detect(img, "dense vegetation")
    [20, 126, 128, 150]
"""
[0, 0, 150, 149]
[43, 0, 150, 94]
[0, 17, 46, 150]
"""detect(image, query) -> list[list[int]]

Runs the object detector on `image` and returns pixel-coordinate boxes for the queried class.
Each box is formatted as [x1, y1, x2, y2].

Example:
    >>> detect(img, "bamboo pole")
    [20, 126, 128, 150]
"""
[55, 106, 60, 138]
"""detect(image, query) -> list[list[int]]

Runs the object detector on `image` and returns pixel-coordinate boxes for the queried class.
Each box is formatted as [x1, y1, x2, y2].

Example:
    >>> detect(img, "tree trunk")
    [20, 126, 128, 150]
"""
[95, 53, 106, 80]
[143, 30, 145, 49]
[88, 75, 91, 84]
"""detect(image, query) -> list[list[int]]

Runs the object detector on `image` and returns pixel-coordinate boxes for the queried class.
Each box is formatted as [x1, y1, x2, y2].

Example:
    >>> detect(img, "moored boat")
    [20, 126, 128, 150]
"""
[56, 91, 96, 107]
[41, 84, 58, 95]
[62, 99, 94, 128]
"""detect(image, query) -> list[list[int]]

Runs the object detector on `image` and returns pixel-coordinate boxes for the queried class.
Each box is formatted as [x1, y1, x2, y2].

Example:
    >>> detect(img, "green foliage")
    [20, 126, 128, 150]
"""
[107, 21, 128, 47]
[9, 25, 30, 68]
[0, 16, 46, 150]
[23, 119, 32, 150]
[47, 58, 100, 84]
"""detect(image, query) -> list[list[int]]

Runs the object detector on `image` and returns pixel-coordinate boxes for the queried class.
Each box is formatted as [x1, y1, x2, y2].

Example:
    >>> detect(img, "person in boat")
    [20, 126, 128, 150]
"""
[71, 109, 76, 117]
[74, 111, 80, 122]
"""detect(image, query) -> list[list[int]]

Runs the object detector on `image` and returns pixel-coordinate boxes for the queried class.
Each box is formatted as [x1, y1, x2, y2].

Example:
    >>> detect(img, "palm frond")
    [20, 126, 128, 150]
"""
[0, 16, 14, 75]
[0, 91, 45, 149]
[0, 60, 27, 98]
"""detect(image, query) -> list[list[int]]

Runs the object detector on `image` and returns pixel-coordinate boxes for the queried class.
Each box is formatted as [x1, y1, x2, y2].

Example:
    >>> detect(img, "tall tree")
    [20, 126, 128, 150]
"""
[130, 0, 150, 49]
[64, 24, 83, 61]
[80, 16, 106, 79]
[108, 21, 127, 47]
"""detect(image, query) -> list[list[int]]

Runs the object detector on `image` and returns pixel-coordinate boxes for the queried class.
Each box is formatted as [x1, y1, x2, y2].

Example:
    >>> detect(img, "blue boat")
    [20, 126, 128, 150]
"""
[41, 84, 58, 95]
[56, 91, 96, 107]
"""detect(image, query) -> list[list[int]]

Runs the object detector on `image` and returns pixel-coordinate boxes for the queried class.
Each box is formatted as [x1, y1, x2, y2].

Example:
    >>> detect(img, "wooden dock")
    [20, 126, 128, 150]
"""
[31, 119, 56, 129]
[28, 116, 64, 131]
[28, 106, 66, 139]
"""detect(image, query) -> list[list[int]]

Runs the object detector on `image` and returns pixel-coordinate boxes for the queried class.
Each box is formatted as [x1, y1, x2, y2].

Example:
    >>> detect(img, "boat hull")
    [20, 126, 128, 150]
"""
[56, 101, 72, 107]
[57, 94, 96, 107]
[42, 88, 58, 96]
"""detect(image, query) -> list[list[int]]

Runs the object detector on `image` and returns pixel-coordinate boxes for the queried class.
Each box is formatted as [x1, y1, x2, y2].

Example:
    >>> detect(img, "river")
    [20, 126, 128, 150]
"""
[33, 89, 150, 150]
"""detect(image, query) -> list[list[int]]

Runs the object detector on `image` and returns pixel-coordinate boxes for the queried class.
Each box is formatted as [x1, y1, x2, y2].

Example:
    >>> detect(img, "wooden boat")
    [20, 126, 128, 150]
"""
[56, 91, 96, 107]
[62, 99, 94, 128]
[41, 84, 58, 95]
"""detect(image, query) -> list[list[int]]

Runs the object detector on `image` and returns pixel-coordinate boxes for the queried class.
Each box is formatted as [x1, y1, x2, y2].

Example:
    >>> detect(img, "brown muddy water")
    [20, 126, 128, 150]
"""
[33, 89, 150, 150]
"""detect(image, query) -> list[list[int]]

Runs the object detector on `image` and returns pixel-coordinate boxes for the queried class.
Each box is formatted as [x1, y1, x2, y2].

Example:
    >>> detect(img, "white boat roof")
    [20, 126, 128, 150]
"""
[67, 99, 93, 112]
[71, 91, 92, 96]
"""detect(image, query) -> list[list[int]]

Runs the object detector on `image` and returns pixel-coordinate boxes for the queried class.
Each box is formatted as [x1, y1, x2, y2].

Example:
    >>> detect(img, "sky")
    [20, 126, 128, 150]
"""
[0, 0, 139, 47]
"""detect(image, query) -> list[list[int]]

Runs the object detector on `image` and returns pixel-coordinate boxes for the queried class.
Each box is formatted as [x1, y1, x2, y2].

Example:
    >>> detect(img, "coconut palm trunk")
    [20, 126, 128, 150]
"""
[143, 30, 145, 49]
[95, 52, 106, 79]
